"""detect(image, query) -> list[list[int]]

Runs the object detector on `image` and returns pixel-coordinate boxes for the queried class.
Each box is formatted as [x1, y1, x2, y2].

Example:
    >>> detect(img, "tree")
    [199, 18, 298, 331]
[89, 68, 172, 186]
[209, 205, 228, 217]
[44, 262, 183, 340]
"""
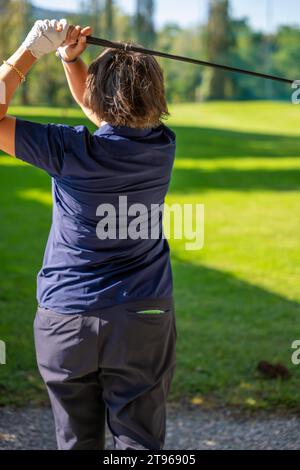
[201, 0, 235, 100]
[135, 0, 156, 47]
[271, 26, 300, 100]
[156, 23, 204, 103]
[0, 0, 8, 16]
[0, 1, 15, 58]
[90, 0, 101, 37]
[229, 19, 270, 100]
[104, 0, 114, 40]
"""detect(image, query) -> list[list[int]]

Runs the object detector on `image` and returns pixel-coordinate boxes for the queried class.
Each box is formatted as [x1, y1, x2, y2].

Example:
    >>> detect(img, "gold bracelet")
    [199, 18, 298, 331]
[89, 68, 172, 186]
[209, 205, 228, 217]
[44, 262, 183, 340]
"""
[3, 60, 26, 83]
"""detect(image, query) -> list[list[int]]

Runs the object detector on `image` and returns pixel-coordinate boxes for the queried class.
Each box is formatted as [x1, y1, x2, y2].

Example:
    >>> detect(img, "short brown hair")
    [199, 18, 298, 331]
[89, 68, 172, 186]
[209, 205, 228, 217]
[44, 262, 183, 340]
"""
[83, 43, 170, 129]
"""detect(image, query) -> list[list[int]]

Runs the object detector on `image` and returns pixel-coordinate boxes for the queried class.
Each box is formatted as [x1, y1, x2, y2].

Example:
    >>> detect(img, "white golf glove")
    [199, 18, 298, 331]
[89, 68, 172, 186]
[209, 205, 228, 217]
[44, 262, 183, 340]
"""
[22, 19, 69, 59]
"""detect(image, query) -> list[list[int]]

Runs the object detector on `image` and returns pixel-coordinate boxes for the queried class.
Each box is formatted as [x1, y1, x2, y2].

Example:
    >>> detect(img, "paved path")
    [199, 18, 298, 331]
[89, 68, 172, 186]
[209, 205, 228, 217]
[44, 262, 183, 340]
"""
[1, 403, 300, 450]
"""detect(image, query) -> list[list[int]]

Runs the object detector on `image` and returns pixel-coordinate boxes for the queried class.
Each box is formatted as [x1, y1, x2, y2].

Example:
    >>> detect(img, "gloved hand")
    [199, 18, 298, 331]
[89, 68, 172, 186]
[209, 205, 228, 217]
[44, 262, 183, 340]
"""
[22, 19, 69, 59]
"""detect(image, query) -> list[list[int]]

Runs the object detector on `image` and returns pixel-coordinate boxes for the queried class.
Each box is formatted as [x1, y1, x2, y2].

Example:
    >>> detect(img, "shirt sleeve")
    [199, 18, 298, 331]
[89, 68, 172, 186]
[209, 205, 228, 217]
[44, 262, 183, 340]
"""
[14, 118, 68, 177]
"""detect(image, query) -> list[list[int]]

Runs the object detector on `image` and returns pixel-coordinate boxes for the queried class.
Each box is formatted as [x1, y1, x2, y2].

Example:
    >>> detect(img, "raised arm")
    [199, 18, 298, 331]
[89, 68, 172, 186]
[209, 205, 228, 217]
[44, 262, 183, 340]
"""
[0, 47, 36, 155]
[0, 19, 70, 156]
[0, 47, 36, 120]
[57, 26, 101, 127]
[0, 19, 98, 158]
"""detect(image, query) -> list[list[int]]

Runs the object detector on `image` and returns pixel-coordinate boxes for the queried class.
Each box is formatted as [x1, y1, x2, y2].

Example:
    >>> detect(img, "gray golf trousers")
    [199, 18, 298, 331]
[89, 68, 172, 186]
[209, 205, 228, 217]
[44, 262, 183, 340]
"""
[33, 297, 177, 450]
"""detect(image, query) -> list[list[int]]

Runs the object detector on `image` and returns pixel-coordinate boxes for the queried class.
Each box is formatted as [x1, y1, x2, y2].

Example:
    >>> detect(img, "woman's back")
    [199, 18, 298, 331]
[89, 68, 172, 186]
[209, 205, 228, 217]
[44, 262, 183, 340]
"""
[15, 118, 176, 313]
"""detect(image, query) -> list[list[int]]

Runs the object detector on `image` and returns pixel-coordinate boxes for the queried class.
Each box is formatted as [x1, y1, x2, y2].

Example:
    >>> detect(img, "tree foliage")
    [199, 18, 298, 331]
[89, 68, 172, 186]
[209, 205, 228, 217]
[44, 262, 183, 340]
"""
[201, 0, 236, 100]
[135, 0, 156, 47]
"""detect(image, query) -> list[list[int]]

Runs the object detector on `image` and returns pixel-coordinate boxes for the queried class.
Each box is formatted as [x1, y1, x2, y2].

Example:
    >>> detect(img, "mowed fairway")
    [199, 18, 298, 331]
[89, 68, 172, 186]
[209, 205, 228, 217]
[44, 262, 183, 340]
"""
[0, 101, 300, 408]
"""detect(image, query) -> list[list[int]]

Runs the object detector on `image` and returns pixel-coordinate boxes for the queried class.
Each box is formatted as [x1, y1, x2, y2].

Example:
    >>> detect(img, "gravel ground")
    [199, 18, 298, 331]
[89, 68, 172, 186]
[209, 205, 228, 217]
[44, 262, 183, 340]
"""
[1, 403, 300, 450]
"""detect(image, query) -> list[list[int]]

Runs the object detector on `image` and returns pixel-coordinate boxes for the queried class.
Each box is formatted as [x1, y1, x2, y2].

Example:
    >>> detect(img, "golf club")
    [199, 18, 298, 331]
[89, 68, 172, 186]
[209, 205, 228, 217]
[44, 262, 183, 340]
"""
[86, 35, 294, 85]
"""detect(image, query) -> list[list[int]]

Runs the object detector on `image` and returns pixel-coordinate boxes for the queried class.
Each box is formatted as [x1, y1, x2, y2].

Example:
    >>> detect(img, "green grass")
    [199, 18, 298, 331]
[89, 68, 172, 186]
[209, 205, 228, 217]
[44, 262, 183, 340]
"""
[1, 101, 300, 409]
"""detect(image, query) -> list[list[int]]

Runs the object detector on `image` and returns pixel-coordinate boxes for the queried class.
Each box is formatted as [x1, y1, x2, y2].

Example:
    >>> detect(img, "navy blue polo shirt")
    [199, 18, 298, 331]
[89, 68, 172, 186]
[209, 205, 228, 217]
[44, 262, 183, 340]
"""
[14, 119, 176, 314]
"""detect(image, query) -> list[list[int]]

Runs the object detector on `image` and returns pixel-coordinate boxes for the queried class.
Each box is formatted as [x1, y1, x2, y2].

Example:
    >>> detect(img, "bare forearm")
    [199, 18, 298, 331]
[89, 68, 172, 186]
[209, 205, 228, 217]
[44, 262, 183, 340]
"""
[61, 56, 101, 126]
[0, 46, 36, 119]
[62, 57, 88, 106]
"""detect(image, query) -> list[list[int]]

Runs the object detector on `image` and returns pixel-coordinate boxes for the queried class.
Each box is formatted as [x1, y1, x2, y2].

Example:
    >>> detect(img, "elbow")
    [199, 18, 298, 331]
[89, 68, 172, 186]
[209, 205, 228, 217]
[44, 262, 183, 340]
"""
[0, 79, 7, 119]
[0, 105, 8, 121]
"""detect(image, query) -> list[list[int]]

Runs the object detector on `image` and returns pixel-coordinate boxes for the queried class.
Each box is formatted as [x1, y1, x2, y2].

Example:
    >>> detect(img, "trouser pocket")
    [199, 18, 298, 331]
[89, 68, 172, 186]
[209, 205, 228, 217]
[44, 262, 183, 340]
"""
[33, 307, 85, 380]
[124, 297, 177, 342]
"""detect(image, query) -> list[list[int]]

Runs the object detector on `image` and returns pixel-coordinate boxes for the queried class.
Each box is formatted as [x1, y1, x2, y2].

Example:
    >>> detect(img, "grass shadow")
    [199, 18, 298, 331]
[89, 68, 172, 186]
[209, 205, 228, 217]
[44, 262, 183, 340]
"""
[170, 126, 300, 159]
[169, 167, 300, 192]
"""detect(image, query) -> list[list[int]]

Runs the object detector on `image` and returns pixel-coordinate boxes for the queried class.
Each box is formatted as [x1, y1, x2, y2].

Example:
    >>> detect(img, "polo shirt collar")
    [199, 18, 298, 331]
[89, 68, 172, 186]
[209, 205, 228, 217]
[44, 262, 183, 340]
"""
[94, 123, 156, 138]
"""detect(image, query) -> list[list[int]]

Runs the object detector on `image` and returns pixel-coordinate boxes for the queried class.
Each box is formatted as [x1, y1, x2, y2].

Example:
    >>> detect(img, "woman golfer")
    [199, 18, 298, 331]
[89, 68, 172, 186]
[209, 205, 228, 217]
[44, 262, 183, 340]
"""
[0, 19, 177, 450]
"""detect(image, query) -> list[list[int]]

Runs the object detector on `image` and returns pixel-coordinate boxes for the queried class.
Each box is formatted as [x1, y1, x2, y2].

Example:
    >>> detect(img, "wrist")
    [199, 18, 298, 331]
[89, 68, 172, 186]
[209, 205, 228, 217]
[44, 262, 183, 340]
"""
[56, 49, 78, 63]
[3, 60, 26, 83]
[19, 45, 38, 62]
